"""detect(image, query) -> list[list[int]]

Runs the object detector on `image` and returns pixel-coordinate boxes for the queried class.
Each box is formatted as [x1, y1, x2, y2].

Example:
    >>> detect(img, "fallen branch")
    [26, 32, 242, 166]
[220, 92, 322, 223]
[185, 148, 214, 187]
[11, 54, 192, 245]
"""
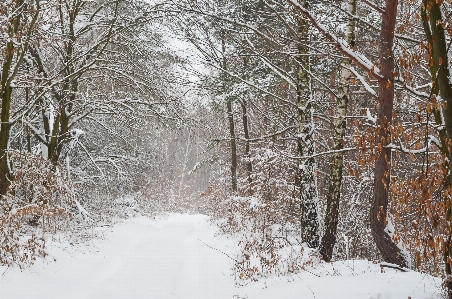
[380, 262, 412, 272]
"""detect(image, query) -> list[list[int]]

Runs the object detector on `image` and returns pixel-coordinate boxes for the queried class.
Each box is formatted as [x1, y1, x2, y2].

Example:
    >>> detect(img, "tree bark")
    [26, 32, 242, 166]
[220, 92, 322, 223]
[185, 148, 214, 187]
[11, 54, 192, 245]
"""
[296, 0, 319, 248]
[241, 100, 252, 188]
[222, 32, 238, 194]
[421, 0, 452, 296]
[319, 0, 356, 262]
[0, 71, 12, 195]
[241, 56, 252, 190]
[370, 0, 407, 267]
[227, 99, 238, 194]
[0, 19, 16, 195]
[0, 0, 38, 195]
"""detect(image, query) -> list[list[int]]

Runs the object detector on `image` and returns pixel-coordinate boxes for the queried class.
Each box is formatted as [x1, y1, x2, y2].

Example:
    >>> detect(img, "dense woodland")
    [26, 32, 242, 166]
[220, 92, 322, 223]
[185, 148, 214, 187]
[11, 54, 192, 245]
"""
[1, 0, 452, 296]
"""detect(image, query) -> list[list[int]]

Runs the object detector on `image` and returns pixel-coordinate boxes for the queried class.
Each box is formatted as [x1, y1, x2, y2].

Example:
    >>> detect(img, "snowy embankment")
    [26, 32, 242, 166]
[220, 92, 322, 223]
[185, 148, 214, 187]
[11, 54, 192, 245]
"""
[0, 214, 441, 299]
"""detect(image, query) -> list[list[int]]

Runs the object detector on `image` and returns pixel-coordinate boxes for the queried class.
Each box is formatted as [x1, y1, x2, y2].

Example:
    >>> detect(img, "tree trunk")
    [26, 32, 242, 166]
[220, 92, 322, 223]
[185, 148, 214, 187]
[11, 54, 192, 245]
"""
[0, 27, 16, 195]
[370, 0, 407, 267]
[30, 37, 75, 167]
[421, 0, 452, 296]
[241, 100, 252, 188]
[241, 56, 252, 190]
[0, 1, 39, 196]
[222, 32, 238, 194]
[0, 75, 12, 196]
[319, 0, 357, 262]
[227, 100, 238, 194]
[296, 1, 319, 248]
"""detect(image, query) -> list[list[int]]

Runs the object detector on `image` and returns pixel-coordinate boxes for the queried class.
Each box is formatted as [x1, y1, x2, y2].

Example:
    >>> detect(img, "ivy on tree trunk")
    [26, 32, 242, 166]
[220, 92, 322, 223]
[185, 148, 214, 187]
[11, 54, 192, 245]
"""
[421, 0, 452, 296]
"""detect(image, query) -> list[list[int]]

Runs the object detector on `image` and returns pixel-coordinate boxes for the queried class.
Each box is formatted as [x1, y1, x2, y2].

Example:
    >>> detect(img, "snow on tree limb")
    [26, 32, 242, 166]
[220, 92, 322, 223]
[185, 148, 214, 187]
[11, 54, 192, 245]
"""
[286, 0, 383, 80]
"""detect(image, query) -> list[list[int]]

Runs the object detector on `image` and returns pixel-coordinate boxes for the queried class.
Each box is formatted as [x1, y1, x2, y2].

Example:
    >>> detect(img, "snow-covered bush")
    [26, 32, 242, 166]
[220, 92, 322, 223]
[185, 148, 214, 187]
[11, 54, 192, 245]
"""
[205, 146, 319, 283]
[0, 151, 74, 267]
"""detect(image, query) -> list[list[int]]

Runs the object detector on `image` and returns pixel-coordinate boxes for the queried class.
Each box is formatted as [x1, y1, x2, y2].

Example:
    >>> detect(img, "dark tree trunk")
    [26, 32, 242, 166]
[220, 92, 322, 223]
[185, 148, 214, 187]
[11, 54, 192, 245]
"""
[222, 32, 238, 194]
[0, 29, 16, 195]
[0, 81, 12, 196]
[241, 56, 252, 190]
[421, 0, 452, 296]
[0, 1, 38, 196]
[241, 100, 252, 188]
[227, 99, 238, 194]
[370, 0, 407, 267]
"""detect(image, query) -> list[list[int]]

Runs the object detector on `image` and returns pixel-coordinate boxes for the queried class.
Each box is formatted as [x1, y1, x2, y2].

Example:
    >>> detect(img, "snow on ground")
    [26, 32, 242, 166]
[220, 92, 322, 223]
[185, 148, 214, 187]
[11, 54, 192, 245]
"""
[0, 214, 442, 299]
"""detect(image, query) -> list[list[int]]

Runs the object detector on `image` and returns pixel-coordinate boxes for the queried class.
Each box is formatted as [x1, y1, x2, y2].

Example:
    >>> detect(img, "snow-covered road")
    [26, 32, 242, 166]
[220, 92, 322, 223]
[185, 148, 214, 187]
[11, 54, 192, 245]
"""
[1, 214, 236, 299]
[0, 214, 442, 299]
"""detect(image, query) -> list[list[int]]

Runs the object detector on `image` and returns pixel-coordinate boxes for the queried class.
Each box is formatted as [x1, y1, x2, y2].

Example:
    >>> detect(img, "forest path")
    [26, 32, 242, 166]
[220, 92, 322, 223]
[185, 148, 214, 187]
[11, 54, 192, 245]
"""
[0, 214, 236, 299]
[0, 214, 441, 299]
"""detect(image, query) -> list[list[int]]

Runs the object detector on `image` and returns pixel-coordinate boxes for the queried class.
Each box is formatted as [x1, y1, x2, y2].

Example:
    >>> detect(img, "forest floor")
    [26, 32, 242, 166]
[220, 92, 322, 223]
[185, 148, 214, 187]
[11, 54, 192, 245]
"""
[0, 213, 442, 299]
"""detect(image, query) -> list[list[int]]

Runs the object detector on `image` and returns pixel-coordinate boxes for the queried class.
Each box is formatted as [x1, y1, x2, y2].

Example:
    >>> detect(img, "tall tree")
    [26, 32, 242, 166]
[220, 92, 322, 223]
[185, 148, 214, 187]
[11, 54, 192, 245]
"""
[370, 0, 406, 267]
[287, 0, 407, 266]
[295, 3, 319, 247]
[320, 0, 357, 261]
[0, 0, 41, 195]
[26, 0, 120, 166]
[221, 28, 239, 194]
[421, 0, 452, 295]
